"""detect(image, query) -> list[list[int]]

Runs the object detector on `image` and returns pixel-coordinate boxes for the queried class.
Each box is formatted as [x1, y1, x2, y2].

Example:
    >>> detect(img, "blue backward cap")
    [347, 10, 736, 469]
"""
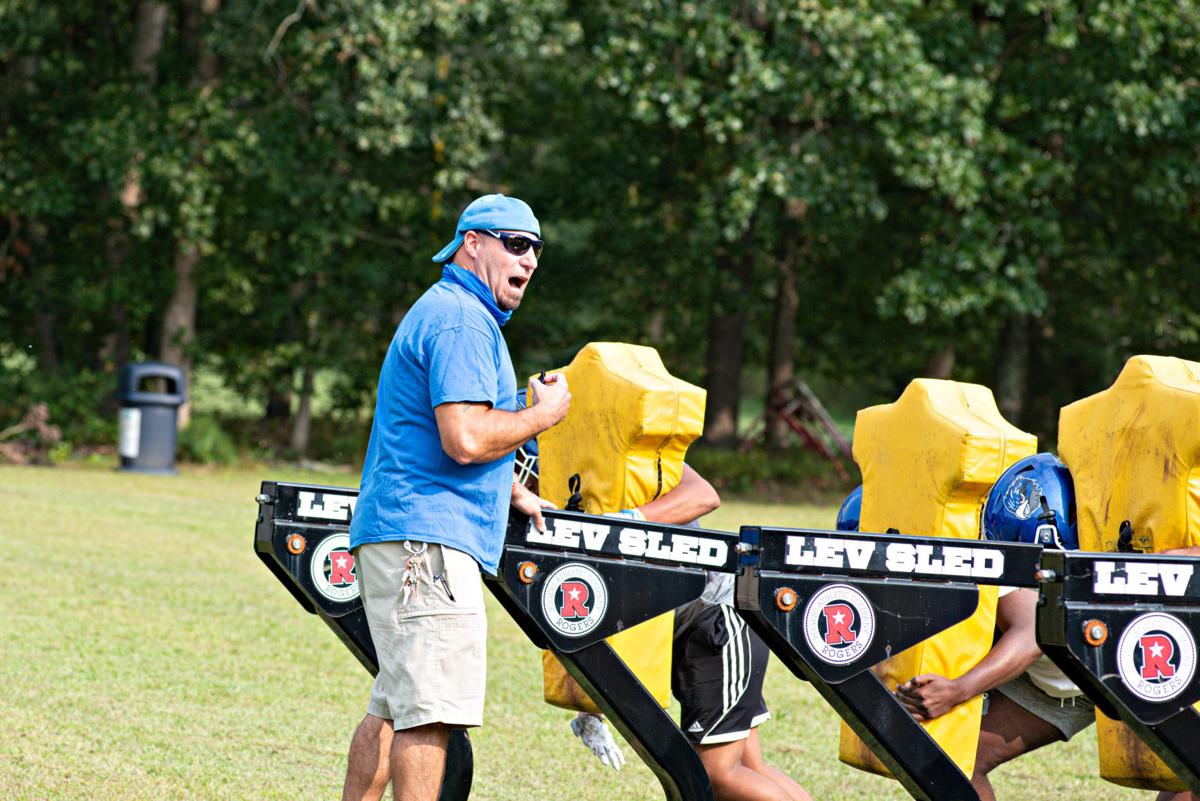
[432, 194, 541, 263]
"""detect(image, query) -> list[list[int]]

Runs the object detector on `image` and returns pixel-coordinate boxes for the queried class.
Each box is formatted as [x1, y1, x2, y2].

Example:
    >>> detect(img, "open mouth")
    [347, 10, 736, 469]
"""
[508, 276, 528, 290]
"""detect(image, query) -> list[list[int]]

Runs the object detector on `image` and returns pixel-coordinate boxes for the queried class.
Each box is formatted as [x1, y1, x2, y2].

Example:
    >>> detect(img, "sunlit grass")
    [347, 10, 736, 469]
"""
[1, 465, 1145, 800]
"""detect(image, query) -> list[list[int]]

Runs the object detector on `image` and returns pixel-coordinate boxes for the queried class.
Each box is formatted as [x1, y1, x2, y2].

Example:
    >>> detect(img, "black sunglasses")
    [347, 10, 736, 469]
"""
[479, 229, 544, 259]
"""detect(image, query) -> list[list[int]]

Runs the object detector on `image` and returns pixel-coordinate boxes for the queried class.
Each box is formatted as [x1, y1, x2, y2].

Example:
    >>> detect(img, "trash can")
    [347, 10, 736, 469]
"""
[118, 362, 186, 474]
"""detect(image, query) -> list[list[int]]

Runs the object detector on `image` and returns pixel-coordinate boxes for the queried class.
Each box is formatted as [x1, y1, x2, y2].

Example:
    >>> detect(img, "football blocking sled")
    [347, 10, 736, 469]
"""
[253, 483, 474, 801]
[494, 507, 1047, 801]
[256, 488, 1043, 801]
[488, 509, 734, 801]
[255, 482, 1200, 801]
[838, 379, 1036, 779]
[1035, 549, 1200, 793]
[736, 524, 1043, 801]
[254, 480, 728, 801]
[1058, 354, 1200, 790]
[535, 342, 706, 714]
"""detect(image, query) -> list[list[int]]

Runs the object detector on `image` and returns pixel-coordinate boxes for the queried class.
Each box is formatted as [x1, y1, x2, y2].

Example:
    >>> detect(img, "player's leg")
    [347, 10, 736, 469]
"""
[1159, 793, 1199, 801]
[972, 691, 1064, 801]
[973, 672, 1096, 801]
[342, 714, 393, 801]
[697, 737, 804, 801]
[740, 728, 811, 801]
[676, 603, 808, 801]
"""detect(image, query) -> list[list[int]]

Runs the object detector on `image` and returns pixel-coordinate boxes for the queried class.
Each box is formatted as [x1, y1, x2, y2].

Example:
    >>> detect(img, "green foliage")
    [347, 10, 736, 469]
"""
[1, 0, 1198, 460]
[0, 353, 116, 446]
[177, 414, 238, 465]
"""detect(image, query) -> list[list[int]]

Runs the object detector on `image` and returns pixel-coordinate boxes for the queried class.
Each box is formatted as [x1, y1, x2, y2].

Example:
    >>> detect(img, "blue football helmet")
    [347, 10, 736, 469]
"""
[836, 485, 863, 532]
[982, 453, 1078, 550]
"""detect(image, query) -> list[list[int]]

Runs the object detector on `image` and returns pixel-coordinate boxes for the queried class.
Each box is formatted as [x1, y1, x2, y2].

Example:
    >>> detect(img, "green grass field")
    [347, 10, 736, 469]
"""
[0, 465, 1151, 800]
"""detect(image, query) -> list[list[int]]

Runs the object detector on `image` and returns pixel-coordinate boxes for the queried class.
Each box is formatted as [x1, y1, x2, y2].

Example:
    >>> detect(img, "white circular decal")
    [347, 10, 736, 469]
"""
[310, 533, 360, 603]
[803, 583, 876, 665]
[540, 563, 609, 638]
[1117, 612, 1196, 703]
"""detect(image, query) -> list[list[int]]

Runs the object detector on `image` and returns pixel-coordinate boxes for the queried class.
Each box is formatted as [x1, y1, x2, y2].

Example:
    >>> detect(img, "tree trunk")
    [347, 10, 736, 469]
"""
[646, 308, 666, 344]
[102, 194, 134, 378]
[160, 245, 199, 426]
[290, 366, 314, 457]
[703, 227, 756, 449]
[131, 2, 168, 82]
[765, 239, 800, 449]
[103, 3, 164, 378]
[704, 312, 744, 448]
[182, 0, 221, 85]
[923, 342, 956, 379]
[994, 314, 1031, 424]
[160, 0, 220, 429]
[30, 259, 60, 376]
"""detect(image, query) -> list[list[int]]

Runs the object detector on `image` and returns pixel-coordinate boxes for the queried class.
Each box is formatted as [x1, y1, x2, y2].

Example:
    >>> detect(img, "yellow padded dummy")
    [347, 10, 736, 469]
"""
[1059, 354, 1200, 791]
[838, 379, 1036, 779]
[536, 342, 706, 713]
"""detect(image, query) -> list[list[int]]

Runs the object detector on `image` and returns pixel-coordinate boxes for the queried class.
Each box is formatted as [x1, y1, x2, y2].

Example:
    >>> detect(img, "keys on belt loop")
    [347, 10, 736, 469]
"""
[400, 541, 429, 606]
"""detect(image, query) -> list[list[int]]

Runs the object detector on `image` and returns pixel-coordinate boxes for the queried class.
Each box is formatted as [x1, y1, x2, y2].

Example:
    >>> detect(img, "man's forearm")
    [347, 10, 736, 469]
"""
[437, 404, 549, 465]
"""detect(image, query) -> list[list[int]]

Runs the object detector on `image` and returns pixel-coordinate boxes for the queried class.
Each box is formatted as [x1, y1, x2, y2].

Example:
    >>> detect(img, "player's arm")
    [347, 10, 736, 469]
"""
[436, 374, 570, 465]
[895, 588, 1042, 721]
[1163, 546, 1200, 556]
[633, 463, 721, 525]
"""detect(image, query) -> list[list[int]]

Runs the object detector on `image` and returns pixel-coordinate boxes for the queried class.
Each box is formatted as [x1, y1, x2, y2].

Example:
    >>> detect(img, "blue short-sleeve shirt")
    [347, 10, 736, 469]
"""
[350, 277, 517, 573]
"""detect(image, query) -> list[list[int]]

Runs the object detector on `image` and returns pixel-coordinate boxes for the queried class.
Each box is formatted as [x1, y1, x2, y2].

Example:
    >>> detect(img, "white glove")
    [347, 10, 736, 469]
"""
[570, 712, 626, 771]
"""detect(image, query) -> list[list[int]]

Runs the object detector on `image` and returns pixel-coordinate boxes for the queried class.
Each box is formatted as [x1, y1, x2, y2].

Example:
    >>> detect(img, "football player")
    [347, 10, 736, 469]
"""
[517, 444, 811, 801]
[890, 454, 1199, 801]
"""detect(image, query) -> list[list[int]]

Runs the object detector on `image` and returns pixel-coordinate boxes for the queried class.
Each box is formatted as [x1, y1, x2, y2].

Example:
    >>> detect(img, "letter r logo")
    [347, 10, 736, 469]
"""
[559, 581, 590, 619]
[1140, 635, 1176, 680]
[823, 603, 856, 645]
[329, 550, 356, 586]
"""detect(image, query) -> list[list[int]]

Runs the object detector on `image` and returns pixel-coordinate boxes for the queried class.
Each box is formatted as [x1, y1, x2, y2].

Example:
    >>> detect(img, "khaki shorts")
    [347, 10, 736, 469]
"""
[357, 540, 487, 730]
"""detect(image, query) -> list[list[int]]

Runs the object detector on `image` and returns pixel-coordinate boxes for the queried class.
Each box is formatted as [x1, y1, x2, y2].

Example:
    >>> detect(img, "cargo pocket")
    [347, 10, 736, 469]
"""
[438, 545, 485, 613]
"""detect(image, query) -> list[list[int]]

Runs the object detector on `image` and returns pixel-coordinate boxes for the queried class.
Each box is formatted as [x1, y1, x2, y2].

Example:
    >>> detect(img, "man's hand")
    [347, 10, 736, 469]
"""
[530, 372, 570, 429]
[511, 480, 555, 532]
[894, 674, 967, 721]
[570, 712, 625, 771]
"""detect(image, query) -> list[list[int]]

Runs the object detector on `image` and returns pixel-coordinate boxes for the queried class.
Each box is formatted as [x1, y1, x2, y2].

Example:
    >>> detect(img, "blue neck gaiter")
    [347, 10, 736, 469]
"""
[442, 262, 512, 327]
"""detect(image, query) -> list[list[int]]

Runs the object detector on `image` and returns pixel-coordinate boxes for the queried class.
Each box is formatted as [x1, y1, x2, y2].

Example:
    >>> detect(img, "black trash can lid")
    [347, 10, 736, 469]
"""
[119, 361, 187, 406]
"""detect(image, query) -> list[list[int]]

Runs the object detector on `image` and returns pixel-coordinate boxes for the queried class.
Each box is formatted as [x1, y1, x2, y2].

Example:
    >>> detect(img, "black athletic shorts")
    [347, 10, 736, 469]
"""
[672, 601, 770, 745]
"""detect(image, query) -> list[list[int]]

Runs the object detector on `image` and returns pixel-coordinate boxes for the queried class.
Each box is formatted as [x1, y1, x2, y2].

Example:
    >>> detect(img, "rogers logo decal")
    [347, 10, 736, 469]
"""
[540, 563, 609, 638]
[1117, 612, 1197, 703]
[310, 533, 359, 603]
[803, 584, 875, 666]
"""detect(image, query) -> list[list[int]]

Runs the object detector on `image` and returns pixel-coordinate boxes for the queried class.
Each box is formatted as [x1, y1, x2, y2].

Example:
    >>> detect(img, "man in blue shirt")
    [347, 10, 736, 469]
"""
[342, 195, 570, 801]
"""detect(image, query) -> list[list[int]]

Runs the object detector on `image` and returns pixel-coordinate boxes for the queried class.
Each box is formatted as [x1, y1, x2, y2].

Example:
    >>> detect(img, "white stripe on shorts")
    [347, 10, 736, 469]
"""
[704, 605, 752, 741]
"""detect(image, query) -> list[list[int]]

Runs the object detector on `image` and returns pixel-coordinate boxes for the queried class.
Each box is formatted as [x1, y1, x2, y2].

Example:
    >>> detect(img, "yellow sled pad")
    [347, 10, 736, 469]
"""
[536, 342, 705, 712]
[838, 379, 1035, 779]
[1059, 354, 1200, 790]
